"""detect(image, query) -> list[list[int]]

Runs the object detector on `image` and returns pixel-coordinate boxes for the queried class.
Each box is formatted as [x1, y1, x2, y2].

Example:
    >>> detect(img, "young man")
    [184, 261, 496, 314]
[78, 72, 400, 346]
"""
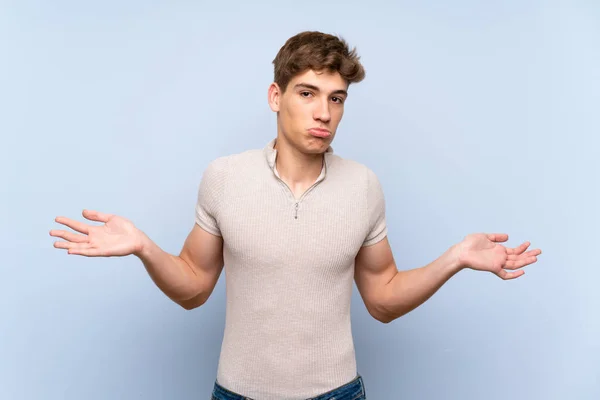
[50, 31, 542, 400]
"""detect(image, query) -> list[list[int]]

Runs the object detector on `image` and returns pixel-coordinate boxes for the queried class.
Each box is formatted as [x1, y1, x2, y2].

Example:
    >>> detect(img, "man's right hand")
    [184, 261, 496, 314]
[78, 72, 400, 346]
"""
[50, 208, 225, 309]
[50, 209, 146, 257]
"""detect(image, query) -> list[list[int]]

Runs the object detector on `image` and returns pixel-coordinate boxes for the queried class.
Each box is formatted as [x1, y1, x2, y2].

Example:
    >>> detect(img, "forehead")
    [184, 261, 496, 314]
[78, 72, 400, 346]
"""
[288, 69, 348, 91]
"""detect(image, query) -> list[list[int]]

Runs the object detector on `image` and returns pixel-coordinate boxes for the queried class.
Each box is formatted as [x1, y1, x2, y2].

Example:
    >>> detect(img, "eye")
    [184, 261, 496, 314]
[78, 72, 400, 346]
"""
[332, 96, 345, 104]
[300, 91, 312, 98]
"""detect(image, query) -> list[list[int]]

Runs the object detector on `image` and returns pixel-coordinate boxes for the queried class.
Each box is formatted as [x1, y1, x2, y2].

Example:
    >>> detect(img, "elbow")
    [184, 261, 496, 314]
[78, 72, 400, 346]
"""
[179, 302, 200, 311]
[376, 306, 412, 324]
[373, 311, 394, 324]
[175, 294, 207, 311]
[370, 297, 407, 324]
[368, 303, 395, 324]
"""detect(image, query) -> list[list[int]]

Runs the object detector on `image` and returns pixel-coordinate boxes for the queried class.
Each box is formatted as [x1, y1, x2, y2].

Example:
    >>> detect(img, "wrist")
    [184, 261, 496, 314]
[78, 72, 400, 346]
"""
[134, 231, 152, 259]
[447, 243, 467, 273]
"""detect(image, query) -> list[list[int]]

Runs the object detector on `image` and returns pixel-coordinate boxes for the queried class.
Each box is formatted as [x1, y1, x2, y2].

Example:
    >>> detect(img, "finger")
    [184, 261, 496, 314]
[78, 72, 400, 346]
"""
[507, 249, 541, 260]
[49, 229, 88, 243]
[54, 241, 92, 250]
[505, 256, 538, 270]
[496, 269, 525, 280]
[54, 216, 89, 235]
[68, 247, 105, 257]
[82, 209, 112, 223]
[506, 241, 531, 255]
[487, 233, 508, 243]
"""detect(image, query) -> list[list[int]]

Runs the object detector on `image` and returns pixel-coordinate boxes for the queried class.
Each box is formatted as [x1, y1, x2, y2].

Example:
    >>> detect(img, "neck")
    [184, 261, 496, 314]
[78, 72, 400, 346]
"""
[273, 136, 324, 187]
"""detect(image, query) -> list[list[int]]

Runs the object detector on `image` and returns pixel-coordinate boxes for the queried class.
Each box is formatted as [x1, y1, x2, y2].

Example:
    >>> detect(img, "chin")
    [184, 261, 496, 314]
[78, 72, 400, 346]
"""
[304, 136, 332, 153]
[279, 130, 333, 154]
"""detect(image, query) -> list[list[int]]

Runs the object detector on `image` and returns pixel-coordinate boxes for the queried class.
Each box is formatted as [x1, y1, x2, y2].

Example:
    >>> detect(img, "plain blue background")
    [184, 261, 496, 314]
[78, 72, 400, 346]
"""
[1, 1, 598, 399]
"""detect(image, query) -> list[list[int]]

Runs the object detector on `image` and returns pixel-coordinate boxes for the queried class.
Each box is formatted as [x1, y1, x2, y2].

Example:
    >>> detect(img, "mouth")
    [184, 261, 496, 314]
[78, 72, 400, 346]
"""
[308, 128, 331, 138]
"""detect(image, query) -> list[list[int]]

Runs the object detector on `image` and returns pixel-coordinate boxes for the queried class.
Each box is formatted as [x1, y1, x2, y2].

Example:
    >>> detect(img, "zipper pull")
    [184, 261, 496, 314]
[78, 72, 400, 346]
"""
[294, 202, 299, 219]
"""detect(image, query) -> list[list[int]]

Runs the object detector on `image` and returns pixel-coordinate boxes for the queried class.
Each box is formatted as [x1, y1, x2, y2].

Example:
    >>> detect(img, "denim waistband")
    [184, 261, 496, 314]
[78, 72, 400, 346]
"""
[211, 374, 365, 400]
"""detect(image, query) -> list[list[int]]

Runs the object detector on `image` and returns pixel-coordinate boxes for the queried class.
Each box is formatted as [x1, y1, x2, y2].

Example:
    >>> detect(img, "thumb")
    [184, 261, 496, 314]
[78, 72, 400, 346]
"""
[82, 209, 113, 223]
[486, 233, 508, 243]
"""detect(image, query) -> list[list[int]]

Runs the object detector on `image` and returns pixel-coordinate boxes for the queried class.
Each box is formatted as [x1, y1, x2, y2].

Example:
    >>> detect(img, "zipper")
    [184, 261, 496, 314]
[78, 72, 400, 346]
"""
[275, 176, 323, 220]
[270, 156, 327, 220]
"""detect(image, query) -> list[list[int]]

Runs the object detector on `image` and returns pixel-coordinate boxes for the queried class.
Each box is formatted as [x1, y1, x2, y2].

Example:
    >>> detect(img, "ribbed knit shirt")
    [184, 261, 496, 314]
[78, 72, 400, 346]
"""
[195, 139, 387, 400]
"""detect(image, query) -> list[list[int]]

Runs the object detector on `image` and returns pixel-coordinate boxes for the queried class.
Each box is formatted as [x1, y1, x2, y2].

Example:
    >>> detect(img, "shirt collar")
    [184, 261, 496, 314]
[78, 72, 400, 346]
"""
[263, 138, 334, 179]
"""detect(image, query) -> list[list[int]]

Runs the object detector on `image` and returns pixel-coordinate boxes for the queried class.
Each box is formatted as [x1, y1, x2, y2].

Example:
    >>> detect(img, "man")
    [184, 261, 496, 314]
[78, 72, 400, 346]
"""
[50, 31, 542, 400]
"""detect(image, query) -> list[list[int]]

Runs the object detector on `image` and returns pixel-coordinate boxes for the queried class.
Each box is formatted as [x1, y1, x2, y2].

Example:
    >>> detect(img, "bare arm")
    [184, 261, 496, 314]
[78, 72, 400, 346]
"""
[136, 224, 224, 309]
[355, 234, 541, 324]
[354, 239, 461, 324]
[51, 210, 224, 310]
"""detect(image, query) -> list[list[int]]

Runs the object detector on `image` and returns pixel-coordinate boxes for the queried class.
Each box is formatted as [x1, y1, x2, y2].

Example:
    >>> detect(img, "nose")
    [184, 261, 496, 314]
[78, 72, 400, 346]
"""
[314, 97, 331, 123]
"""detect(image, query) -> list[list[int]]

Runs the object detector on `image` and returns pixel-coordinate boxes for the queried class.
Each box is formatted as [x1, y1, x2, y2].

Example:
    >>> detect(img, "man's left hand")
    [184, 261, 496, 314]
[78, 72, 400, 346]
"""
[456, 233, 542, 280]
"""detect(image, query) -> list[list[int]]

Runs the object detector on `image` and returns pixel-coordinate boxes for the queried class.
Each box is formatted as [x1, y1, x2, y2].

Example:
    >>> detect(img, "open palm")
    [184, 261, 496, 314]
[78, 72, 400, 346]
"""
[50, 209, 144, 257]
[458, 233, 542, 280]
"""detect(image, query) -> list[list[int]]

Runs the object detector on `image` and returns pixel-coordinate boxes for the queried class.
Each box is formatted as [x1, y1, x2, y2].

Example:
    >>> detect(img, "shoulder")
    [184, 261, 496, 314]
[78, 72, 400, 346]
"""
[204, 148, 264, 176]
[328, 154, 380, 185]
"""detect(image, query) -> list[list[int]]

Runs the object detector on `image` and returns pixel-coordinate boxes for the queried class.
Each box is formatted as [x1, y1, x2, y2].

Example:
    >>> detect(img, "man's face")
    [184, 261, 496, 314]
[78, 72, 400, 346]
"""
[269, 69, 348, 155]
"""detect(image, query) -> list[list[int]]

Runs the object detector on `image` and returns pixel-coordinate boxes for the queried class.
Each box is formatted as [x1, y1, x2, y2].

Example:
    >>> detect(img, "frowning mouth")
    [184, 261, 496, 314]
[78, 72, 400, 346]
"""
[308, 128, 331, 138]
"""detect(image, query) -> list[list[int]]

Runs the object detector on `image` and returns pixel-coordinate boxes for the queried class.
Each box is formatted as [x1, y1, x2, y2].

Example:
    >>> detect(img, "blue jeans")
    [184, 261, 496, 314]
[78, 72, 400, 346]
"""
[211, 375, 367, 400]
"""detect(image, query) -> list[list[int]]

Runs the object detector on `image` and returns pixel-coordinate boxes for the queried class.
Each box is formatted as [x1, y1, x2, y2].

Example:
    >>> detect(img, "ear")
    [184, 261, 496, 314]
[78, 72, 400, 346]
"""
[268, 82, 282, 112]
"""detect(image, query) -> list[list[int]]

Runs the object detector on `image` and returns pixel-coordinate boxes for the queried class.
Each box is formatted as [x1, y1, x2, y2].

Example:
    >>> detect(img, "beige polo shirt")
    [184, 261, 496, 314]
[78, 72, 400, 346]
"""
[195, 139, 387, 399]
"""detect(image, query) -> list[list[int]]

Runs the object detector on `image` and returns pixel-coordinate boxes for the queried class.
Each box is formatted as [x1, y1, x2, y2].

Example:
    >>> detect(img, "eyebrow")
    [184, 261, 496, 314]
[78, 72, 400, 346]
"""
[293, 83, 348, 97]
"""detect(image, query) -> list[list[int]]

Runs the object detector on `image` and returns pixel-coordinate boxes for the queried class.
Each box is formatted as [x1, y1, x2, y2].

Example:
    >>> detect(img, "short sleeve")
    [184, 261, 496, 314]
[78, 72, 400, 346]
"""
[362, 168, 388, 247]
[195, 158, 226, 237]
